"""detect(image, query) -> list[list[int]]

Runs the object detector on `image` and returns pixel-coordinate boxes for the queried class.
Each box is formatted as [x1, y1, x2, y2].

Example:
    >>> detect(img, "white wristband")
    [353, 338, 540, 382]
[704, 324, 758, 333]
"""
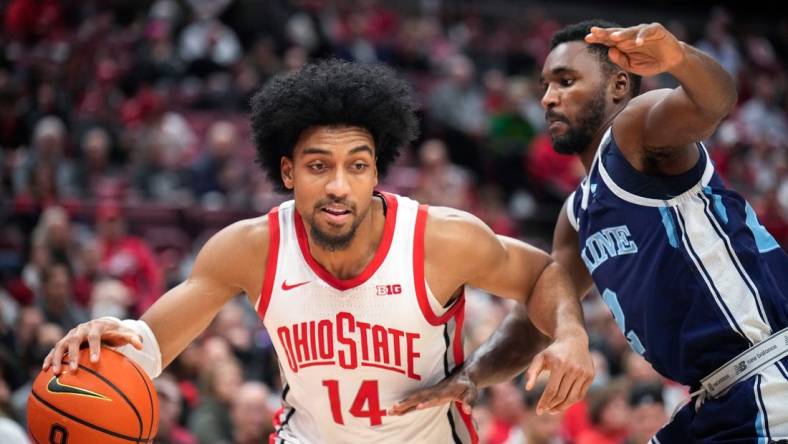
[101, 317, 163, 379]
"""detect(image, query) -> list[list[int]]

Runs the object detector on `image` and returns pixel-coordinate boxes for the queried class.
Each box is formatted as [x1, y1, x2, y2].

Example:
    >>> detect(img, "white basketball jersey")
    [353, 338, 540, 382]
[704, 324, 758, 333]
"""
[256, 192, 477, 444]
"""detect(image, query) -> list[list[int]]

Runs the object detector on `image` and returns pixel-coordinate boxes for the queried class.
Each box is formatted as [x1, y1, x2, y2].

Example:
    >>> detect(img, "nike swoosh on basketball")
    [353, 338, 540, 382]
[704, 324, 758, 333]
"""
[281, 280, 310, 291]
[46, 376, 111, 401]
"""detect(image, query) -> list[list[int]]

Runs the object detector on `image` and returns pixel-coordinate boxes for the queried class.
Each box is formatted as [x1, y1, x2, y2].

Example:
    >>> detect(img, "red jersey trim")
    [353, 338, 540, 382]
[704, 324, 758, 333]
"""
[257, 207, 280, 321]
[413, 204, 465, 326]
[293, 192, 398, 291]
[451, 299, 478, 443]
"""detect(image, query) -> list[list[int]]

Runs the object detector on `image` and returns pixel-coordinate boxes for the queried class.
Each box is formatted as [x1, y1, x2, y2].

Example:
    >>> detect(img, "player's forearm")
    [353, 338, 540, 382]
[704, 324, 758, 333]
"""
[141, 279, 232, 368]
[462, 305, 550, 388]
[669, 42, 737, 120]
[524, 261, 588, 342]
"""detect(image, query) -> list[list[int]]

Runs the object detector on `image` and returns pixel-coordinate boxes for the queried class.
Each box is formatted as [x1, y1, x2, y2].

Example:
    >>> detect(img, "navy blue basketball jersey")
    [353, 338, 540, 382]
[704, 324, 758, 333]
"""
[567, 128, 788, 387]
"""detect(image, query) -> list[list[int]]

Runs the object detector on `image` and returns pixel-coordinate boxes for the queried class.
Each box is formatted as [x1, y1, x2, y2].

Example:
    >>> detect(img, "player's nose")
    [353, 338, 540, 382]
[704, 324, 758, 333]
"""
[325, 168, 350, 198]
[541, 84, 559, 109]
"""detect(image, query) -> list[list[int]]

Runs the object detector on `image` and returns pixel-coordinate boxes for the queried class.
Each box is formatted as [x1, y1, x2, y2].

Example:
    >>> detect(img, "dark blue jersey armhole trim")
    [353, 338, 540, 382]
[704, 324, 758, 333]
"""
[602, 135, 706, 199]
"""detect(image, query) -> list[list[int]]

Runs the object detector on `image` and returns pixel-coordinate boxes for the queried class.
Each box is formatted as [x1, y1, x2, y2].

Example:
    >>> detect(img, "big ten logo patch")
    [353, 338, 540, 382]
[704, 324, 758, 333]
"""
[376, 284, 402, 296]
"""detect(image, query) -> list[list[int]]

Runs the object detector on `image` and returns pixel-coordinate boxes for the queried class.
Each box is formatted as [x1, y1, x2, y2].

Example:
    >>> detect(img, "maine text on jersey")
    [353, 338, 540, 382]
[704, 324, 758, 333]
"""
[581, 225, 639, 273]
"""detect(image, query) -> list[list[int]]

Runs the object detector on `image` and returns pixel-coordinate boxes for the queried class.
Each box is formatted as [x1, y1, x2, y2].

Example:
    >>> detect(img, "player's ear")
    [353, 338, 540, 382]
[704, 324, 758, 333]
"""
[281, 157, 295, 190]
[612, 71, 630, 103]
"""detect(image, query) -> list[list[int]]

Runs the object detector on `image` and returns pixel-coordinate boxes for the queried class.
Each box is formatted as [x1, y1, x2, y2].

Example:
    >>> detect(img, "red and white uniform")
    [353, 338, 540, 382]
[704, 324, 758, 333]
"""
[257, 192, 477, 444]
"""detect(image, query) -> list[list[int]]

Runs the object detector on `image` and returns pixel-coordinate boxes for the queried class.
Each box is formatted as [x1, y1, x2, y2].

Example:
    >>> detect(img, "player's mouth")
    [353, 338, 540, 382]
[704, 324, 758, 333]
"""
[548, 120, 567, 133]
[545, 111, 569, 134]
[320, 206, 353, 225]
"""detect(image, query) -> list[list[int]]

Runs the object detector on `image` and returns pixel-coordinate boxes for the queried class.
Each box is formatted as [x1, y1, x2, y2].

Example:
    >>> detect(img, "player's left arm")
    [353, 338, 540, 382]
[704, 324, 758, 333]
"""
[392, 208, 592, 415]
[587, 23, 737, 155]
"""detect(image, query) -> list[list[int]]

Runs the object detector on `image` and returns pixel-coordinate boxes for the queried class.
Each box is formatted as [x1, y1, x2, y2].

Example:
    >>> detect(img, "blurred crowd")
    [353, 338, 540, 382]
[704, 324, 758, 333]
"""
[0, 1, 786, 443]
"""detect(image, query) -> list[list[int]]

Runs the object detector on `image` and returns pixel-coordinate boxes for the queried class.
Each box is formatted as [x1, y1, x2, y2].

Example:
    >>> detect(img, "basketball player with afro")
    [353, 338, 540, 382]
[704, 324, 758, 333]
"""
[44, 59, 594, 443]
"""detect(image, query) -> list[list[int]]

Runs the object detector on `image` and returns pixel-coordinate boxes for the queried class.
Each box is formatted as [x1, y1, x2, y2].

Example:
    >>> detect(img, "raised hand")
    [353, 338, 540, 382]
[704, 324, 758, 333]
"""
[524, 337, 594, 415]
[388, 368, 478, 416]
[42, 318, 143, 375]
[585, 23, 686, 77]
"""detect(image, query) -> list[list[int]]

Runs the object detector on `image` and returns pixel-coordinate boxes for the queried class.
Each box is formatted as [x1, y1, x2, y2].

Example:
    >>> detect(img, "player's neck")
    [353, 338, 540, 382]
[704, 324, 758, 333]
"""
[579, 110, 621, 172]
[307, 197, 385, 280]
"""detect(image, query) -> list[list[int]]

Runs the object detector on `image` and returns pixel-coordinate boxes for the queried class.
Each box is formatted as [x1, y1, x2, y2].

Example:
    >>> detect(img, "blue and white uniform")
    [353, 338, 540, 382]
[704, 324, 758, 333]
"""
[567, 128, 788, 443]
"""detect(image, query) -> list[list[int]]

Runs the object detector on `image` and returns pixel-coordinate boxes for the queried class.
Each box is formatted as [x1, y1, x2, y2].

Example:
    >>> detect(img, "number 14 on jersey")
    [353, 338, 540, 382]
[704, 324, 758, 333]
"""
[323, 380, 386, 426]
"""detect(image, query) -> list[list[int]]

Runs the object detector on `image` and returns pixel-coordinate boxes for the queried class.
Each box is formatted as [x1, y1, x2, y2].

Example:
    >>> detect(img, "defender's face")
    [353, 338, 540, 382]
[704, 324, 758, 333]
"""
[540, 41, 608, 154]
[282, 125, 378, 251]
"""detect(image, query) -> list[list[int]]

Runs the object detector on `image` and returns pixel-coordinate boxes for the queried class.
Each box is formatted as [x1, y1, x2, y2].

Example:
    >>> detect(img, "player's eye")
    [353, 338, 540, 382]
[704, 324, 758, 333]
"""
[560, 78, 575, 87]
[350, 162, 368, 172]
[308, 162, 326, 172]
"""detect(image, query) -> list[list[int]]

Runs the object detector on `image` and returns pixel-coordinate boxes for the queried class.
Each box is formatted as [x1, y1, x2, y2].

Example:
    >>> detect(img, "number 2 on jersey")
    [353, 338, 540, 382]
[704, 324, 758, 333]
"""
[601, 289, 646, 355]
[322, 380, 386, 426]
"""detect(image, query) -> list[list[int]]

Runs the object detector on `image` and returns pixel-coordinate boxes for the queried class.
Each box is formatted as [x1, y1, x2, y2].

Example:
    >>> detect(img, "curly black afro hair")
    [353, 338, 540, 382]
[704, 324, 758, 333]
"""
[551, 19, 642, 98]
[250, 59, 420, 192]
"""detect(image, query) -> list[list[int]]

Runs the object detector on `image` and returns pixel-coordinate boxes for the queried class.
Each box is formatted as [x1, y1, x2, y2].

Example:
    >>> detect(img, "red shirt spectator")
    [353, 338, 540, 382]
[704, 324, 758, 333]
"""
[96, 201, 163, 316]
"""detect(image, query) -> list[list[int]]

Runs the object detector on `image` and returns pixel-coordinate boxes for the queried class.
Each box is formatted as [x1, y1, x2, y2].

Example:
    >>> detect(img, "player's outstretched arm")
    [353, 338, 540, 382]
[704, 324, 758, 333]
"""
[392, 207, 593, 415]
[587, 23, 737, 152]
[390, 304, 549, 416]
[42, 217, 269, 376]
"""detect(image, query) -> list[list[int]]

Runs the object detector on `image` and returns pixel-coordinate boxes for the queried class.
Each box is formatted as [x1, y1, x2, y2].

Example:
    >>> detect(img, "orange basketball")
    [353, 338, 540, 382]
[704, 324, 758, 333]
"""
[27, 347, 159, 444]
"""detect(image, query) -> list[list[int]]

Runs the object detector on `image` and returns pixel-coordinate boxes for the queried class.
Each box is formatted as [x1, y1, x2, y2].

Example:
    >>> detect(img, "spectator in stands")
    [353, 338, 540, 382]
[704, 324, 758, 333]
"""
[625, 383, 667, 444]
[412, 138, 474, 211]
[37, 263, 88, 331]
[0, 372, 28, 444]
[11, 322, 63, 425]
[230, 381, 275, 444]
[75, 126, 123, 200]
[696, 8, 742, 79]
[95, 201, 163, 316]
[154, 372, 197, 444]
[16, 116, 77, 201]
[505, 382, 564, 444]
[428, 54, 487, 170]
[485, 381, 527, 444]
[736, 72, 788, 145]
[188, 357, 243, 444]
[190, 121, 247, 208]
[576, 380, 631, 444]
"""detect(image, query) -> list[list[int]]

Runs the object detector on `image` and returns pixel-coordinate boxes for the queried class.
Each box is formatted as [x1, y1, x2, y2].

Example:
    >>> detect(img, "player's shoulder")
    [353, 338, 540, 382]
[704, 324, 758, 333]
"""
[195, 215, 270, 272]
[616, 88, 673, 126]
[425, 206, 494, 241]
[213, 215, 270, 247]
[423, 206, 500, 261]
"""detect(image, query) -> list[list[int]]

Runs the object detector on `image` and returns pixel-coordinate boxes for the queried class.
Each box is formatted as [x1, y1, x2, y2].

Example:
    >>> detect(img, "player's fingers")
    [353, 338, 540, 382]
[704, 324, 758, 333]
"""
[461, 386, 478, 408]
[608, 47, 631, 69]
[50, 341, 67, 375]
[42, 348, 54, 370]
[545, 369, 575, 411]
[524, 354, 545, 390]
[390, 390, 437, 415]
[578, 378, 593, 402]
[67, 336, 82, 372]
[547, 376, 582, 413]
[415, 397, 453, 411]
[637, 23, 666, 44]
[585, 26, 621, 45]
[129, 332, 144, 350]
[87, 325, 102, 363]
[537, 368, 565, 415]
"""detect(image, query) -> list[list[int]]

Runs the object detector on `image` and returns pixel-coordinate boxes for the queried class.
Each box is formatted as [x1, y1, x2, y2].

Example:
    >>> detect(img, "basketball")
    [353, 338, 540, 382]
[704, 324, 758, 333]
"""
[27, 347, 159, 444]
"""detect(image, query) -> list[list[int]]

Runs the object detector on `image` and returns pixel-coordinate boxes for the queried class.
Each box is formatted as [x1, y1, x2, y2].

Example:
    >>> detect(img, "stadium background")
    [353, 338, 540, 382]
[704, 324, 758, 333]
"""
[0, 0, 785, 443]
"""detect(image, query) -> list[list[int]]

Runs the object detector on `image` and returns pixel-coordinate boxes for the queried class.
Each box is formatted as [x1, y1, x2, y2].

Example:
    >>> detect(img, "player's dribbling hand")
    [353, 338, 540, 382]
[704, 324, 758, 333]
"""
[42, 318, 143, 375]
[388, 367, 478, 416]
[584, 23, 686, 77]
[524, 336, 594, 415]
